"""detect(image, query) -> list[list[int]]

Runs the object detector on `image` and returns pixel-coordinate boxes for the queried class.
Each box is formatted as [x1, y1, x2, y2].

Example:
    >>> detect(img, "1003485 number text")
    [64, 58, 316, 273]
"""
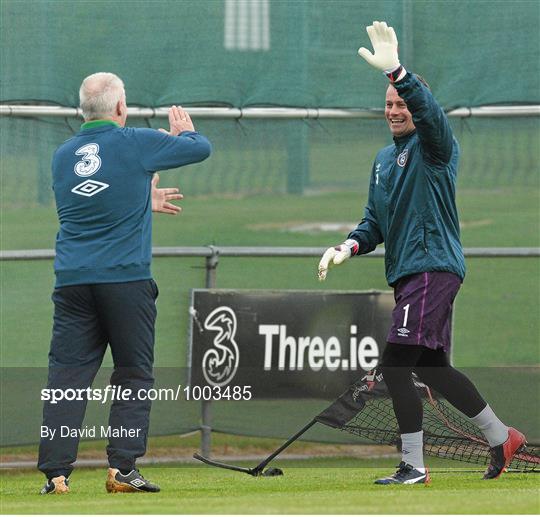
[183, 385, 252, 401]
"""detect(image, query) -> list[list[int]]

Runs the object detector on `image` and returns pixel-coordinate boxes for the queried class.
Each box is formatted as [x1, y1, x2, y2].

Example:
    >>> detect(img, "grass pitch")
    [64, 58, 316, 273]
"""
[1, 186, 539, 511]
[1, 458, 538, 514]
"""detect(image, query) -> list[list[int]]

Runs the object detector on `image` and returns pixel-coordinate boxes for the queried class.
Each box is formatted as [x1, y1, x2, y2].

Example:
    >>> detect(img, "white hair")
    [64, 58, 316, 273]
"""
[79, 72, 125, 121]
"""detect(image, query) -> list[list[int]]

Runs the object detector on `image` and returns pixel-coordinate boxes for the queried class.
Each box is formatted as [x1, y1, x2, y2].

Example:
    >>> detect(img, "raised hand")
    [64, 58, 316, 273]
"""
[358, 21, 400, 73]
[159, 105, 195, 136]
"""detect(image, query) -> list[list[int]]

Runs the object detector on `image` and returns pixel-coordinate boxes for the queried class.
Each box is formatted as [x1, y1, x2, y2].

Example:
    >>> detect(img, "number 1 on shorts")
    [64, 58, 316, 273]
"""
[402, 303, 410, 327]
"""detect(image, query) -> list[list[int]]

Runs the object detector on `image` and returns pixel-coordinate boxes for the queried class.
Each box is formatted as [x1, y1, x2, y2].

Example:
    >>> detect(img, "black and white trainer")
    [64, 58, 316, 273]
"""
[374, 462, 430, 485]
[106, 468, 160, 493]
[40, 475, 70, 495]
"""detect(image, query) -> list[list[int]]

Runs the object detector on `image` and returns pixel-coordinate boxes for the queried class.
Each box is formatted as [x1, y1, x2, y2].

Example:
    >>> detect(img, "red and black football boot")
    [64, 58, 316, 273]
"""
[483, 427, 526, 479]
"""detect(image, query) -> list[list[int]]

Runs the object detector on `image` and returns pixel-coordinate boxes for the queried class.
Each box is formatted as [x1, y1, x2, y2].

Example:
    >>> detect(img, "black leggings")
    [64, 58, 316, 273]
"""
[379, 343, 487, 434]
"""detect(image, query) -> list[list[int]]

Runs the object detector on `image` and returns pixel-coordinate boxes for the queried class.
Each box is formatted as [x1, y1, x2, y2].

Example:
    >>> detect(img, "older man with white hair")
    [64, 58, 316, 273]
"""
[38, 72, 211, 494]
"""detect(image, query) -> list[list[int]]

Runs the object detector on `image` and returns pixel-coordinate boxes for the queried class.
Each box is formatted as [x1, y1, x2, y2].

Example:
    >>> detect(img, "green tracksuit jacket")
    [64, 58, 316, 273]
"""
[348, 72, 465, 286]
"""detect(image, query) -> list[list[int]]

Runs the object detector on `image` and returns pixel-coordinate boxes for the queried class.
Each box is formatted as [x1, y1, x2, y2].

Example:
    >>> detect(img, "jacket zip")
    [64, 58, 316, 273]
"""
[422, 223, 428, 253]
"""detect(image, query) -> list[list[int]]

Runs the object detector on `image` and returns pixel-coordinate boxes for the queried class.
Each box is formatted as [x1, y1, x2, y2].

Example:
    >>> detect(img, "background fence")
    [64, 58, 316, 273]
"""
[1, 113, 539, 203]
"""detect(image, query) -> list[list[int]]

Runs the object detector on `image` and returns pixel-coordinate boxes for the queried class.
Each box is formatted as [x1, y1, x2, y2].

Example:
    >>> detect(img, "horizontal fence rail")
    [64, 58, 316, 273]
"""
[1, 247, 539, 261]
[1, 105, 539, 120]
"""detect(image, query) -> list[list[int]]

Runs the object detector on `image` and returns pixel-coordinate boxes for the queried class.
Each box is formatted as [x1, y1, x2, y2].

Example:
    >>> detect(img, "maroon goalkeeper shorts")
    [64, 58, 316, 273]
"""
[387, 271, 462, 352]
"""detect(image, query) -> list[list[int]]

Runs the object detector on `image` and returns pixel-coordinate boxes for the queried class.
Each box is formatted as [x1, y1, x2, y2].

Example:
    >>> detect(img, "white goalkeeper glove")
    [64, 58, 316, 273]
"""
[358, 21, 405, 81]
[318, 239, 359, 281]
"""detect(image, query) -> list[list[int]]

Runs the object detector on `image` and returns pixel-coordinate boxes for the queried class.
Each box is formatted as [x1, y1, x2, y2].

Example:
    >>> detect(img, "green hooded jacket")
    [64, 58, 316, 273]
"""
[348, 72, 465, 286]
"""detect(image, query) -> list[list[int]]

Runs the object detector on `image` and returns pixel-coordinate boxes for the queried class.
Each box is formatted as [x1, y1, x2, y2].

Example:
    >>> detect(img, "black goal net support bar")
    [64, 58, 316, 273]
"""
[315, 371, 539, 472]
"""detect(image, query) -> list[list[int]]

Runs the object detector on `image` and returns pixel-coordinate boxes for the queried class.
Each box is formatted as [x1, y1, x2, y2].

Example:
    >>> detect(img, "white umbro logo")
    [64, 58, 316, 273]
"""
[397, 327, 410, 337]
[72, 179, 109, 197]
[130, 479, 145, 487]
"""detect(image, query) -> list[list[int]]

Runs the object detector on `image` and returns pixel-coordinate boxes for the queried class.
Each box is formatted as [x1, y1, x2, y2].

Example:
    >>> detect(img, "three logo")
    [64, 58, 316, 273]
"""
[201, 307, 240, 387]
[72, 143, 109, 197]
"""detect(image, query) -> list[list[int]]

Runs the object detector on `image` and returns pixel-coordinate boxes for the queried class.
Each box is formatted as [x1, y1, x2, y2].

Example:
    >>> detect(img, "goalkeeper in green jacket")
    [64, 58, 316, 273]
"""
[318, 21, 526, 485]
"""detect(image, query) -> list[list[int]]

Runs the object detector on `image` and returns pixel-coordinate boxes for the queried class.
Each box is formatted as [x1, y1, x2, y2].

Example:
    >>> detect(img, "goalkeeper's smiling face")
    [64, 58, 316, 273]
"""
[385, 85, 415, 137]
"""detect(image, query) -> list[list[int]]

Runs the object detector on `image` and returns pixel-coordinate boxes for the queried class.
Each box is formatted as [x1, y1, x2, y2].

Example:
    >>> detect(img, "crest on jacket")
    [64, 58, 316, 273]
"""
[397, 149, 409, 167]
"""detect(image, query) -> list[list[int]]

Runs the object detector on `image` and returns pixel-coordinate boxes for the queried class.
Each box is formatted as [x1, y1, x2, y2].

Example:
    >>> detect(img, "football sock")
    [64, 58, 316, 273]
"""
[401, 430, 425, 470]
[469, 404, 509, 447]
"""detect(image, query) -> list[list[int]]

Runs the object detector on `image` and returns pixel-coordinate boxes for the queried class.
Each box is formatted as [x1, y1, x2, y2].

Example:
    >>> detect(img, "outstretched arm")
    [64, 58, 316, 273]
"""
[135, 105, 212, 173]
[393, 73, 453, 164]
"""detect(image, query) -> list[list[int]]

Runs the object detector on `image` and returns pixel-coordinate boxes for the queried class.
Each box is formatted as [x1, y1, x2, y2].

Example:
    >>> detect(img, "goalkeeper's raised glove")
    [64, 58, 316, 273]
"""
[358, 21, 406, 82]
[318, 239, 359, 281]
